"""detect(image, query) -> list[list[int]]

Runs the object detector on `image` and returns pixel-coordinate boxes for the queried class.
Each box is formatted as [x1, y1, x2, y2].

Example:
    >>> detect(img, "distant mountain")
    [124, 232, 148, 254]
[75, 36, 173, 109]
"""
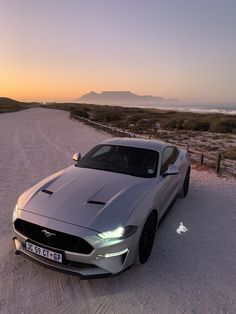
[77, 91, 167, 105]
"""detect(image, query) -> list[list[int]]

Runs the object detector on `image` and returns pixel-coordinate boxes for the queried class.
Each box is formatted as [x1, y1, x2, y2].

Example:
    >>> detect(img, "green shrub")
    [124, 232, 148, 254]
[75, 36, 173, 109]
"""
[223, 147, 236, 160]
[209, 119, 236, 133]
[70, 108, 89, 118]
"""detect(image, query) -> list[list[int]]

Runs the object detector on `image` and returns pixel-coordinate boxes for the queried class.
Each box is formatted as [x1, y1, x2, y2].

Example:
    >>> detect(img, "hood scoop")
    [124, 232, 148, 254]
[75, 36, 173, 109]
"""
[41, 189, 53, 195]
[87, 200, 106, 205]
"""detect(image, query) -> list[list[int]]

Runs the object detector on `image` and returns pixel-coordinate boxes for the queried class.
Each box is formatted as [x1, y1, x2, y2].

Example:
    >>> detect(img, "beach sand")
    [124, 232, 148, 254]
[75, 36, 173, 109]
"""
[0, 108, 236, 313]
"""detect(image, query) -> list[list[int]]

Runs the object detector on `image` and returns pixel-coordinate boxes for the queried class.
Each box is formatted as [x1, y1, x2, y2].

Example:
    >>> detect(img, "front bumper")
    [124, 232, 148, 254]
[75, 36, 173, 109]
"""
[13, 219, 140, 278]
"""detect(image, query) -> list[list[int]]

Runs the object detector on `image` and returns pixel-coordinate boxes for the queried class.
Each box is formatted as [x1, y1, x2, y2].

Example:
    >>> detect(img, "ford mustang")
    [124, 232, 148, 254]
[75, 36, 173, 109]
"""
[13, 138, 190, 278]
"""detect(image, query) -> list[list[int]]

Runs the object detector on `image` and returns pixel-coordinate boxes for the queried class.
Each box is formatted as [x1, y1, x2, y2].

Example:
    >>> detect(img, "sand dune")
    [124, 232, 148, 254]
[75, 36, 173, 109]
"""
[0, 108, 236, 313]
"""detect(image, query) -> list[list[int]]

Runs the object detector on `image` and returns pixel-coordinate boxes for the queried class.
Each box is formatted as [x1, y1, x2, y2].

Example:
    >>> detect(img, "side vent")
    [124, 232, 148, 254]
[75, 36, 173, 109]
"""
[87, 200, 105, 205]
[41, 189, 53, 195]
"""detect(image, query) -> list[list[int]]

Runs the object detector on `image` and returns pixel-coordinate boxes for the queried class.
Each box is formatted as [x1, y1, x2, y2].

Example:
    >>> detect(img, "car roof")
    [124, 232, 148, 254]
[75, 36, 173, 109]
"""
[102, 138, 172, 152]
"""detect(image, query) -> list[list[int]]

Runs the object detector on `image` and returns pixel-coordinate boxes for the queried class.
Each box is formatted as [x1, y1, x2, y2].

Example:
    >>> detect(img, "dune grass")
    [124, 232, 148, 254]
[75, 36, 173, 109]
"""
[65, 103, 236, 134]
[1, 97, 236, 134]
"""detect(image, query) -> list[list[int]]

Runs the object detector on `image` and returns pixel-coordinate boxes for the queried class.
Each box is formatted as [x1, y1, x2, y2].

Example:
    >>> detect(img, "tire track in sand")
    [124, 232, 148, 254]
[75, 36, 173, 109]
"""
[78, 267, 136, 314]
[12, 116, 38, 184]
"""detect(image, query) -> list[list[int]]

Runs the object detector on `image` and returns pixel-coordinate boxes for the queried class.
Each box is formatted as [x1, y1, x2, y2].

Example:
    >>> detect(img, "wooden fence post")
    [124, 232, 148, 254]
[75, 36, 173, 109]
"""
[200, 153, 204, 165]
[216, 152, 221, 173]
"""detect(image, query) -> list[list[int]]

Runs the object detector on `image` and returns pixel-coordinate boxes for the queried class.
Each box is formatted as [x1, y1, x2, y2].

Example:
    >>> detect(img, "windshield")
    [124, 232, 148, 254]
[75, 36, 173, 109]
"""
[77, 144, 159, 178]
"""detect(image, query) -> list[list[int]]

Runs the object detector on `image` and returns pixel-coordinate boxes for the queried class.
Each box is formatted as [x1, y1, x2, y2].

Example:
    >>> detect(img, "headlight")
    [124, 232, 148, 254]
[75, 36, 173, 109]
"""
[98, 225, 137, 239]
[12, 204, 18, 222]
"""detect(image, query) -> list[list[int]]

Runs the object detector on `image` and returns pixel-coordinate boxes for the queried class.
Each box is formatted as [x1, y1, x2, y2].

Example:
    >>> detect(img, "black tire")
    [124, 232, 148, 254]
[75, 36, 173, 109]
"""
[179, 167, 190, 198]
[138, 211, 157, 264]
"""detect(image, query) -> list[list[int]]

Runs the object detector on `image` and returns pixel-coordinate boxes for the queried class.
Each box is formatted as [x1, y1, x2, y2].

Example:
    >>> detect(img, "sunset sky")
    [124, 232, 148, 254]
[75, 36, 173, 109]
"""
[0, 0, 236, 103]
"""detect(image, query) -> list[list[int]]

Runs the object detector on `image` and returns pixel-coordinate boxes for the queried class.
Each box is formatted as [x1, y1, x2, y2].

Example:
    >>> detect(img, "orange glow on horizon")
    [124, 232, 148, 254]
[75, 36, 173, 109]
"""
[1, 1, 236, 104]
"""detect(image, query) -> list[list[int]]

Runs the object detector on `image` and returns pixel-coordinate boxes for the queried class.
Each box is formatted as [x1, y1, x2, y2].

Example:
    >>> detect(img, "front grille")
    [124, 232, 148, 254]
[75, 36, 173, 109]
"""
[14, 219, 94, 254]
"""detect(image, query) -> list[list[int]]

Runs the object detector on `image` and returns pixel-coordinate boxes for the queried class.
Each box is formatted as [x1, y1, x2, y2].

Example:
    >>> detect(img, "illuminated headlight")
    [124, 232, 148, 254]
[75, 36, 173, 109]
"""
[12, 204, 18, 222]
[98, 226, 137, 240]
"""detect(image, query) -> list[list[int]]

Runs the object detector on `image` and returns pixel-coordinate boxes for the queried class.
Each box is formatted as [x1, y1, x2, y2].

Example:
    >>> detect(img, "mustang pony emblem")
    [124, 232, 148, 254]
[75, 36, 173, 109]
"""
[41, 229, 56, 237]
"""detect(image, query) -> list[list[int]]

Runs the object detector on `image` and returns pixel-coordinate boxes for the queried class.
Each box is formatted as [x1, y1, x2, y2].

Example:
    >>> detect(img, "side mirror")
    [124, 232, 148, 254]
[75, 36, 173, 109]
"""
[163, 164, 179, 177]
[72, 152, 82, 162]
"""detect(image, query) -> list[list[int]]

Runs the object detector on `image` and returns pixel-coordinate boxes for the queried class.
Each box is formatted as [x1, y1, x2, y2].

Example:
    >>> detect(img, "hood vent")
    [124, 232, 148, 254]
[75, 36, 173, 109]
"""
[41, 189, 53, 195]
[87, 200, 105, 205]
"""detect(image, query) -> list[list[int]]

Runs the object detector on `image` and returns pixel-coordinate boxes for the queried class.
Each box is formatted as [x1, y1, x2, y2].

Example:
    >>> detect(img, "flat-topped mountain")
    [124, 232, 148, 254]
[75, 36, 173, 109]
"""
[77, 91, 165, 105]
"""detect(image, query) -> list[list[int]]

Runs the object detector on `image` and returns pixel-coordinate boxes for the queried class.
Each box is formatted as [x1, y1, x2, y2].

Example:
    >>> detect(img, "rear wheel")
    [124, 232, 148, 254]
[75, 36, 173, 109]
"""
[179, 167, 190, 198]
[138, 211, 157, 264]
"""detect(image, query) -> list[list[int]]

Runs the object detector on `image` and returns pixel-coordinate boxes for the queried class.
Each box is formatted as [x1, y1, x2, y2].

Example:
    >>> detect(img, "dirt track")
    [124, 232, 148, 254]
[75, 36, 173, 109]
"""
[0, 108, 236, 314]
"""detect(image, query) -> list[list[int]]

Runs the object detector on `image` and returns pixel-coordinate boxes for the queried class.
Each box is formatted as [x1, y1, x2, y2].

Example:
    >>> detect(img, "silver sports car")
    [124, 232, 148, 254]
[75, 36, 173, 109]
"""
[13, 138, 190, 278]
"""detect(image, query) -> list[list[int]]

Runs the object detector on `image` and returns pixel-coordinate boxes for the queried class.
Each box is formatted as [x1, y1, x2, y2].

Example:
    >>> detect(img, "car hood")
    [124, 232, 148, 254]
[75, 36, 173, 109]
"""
[18, 166, 154, 231]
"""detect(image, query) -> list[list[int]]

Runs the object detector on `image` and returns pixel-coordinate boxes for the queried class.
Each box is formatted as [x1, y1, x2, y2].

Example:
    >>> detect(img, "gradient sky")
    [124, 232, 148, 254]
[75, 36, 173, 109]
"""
[0, 0, 236, 103]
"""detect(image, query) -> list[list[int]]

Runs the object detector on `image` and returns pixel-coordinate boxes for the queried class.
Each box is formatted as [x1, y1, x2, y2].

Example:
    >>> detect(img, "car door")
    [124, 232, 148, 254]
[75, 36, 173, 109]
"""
[154, 146, 180, 217]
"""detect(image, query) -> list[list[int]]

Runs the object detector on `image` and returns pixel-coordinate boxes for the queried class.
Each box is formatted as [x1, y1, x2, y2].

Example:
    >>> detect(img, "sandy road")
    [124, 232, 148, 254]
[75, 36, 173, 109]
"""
[0, 108, 236, 314]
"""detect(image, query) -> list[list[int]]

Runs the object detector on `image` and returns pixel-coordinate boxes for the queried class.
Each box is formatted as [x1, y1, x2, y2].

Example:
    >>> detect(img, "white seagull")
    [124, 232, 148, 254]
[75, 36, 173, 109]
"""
[176, 222, 188, 235]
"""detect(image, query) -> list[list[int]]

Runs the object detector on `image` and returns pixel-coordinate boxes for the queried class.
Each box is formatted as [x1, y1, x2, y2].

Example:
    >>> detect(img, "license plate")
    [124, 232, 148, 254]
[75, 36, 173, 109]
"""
[25, 241, 63, 263]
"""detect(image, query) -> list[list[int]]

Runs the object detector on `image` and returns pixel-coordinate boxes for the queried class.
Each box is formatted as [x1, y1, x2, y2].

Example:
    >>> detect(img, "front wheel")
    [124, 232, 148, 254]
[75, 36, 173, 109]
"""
[138, 211, 157, 264]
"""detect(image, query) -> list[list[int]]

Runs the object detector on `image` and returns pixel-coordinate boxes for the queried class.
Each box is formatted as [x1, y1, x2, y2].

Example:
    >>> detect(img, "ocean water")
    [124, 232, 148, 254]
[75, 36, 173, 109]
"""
[124, 102, 236, 115]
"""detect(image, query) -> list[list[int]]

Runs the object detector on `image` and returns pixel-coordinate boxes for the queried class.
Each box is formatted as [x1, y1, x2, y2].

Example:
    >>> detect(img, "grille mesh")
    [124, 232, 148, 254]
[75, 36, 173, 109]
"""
[14, 219, 94, 254]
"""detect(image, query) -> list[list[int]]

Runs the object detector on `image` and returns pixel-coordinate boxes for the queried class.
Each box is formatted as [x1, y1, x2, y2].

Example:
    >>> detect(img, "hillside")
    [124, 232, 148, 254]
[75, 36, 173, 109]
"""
[0, 97, 27, 113]
[0, 97, 40, 113]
